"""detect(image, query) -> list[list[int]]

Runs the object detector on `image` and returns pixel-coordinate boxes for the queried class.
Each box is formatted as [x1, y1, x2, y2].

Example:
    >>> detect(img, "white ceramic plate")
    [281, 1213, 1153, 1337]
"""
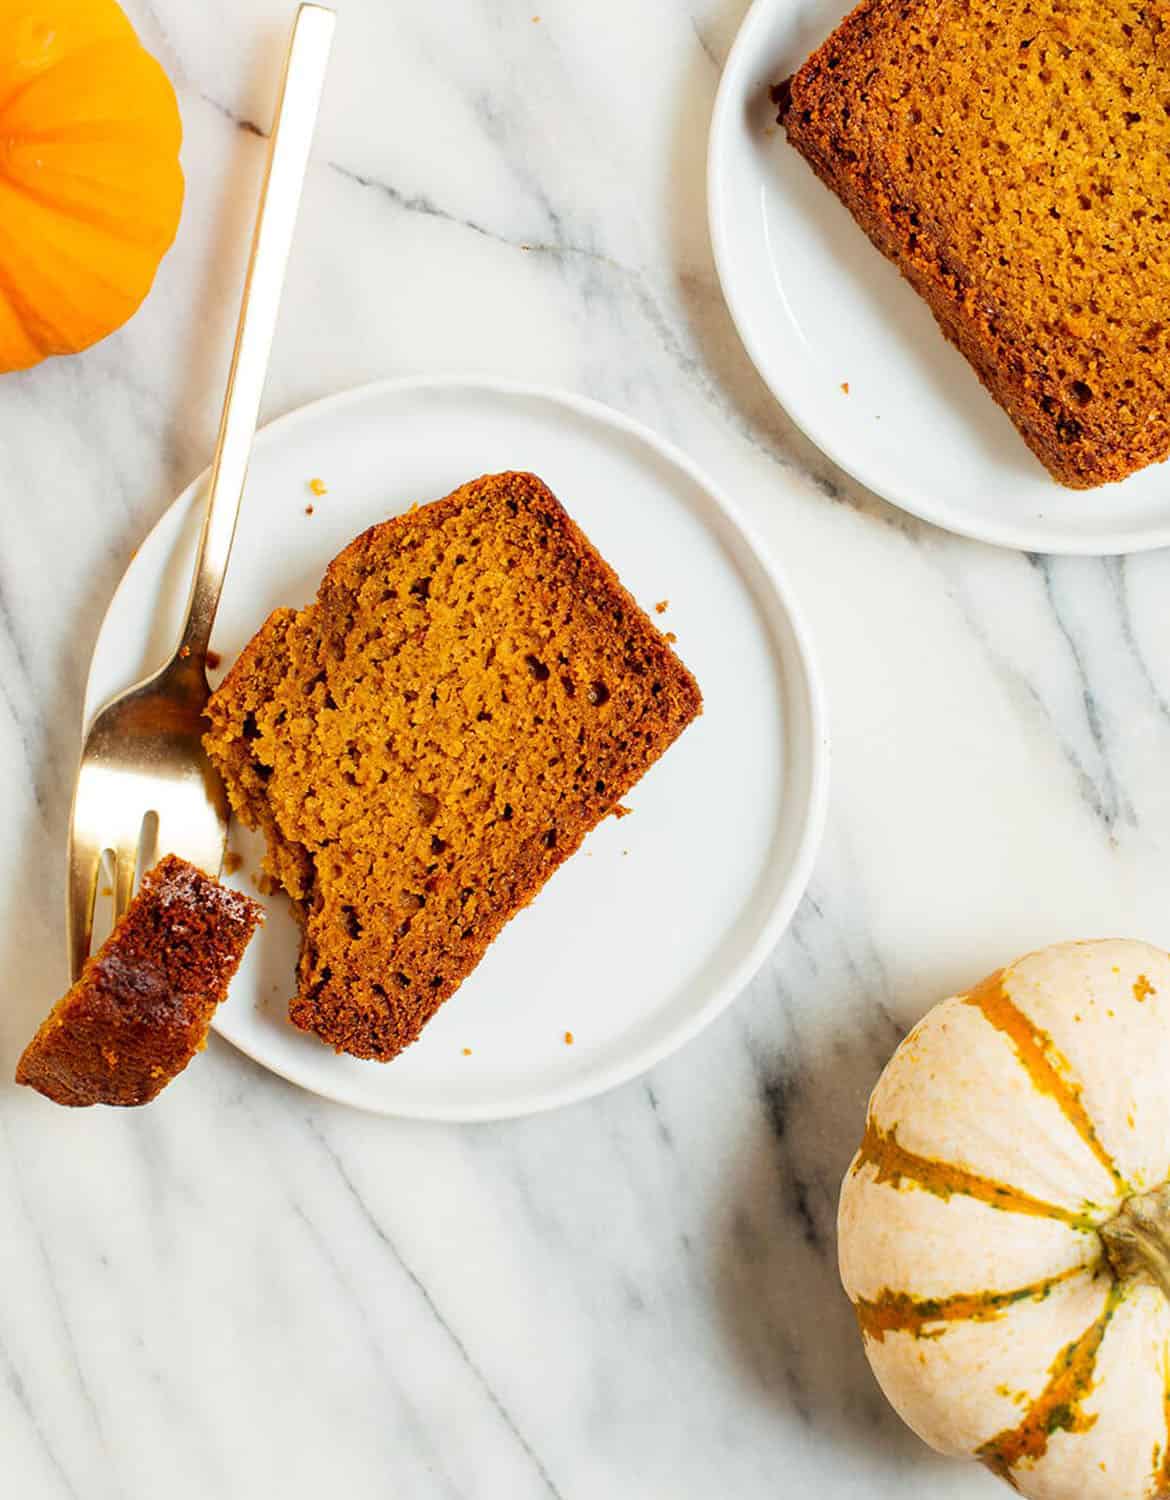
[86, 378, 828, 1121]
[709, 0, 1170, 554]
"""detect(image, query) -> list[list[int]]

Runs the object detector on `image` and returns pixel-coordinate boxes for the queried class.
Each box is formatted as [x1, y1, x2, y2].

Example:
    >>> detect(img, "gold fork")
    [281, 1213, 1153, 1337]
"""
[67, 4, 336, 981]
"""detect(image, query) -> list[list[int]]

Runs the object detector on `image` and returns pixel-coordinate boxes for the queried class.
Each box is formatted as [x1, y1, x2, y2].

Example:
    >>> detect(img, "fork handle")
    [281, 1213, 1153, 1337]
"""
[177, 4, 336, 664]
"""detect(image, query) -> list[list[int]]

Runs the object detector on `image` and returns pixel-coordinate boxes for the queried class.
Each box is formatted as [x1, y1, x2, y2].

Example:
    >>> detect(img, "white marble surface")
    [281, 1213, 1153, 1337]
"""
[4, 1, 1170, 1496]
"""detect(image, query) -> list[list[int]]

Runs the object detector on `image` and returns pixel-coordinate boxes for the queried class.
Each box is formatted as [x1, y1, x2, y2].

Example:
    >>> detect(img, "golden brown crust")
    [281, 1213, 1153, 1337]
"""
[780, 0, 1170, 489]
[16, 856, 262, 1107]
[204, 472, 702, 1062]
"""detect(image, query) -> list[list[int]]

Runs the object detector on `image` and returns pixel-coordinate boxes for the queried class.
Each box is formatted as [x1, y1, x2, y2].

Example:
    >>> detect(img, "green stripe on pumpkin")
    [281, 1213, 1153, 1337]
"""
[854, 1264, 1091, 1343]
[1157, 1345, 1170, 1494]
[964, 970, 1126, 1193]
[976, 1279, 1123, 1483]
[855, 1117, 1098, 1231]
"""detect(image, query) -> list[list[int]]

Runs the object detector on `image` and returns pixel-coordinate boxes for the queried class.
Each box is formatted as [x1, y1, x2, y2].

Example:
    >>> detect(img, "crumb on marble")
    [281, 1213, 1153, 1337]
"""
[462, 1046, 472, 1056]
[664, 630, 677, 643]
[841, 381, 850, 394]
[564, 1030, 573, 1045]
[305, 505, 314, 515]
[613, 804, 633, 819]
[655, 599, 669, 614]
[308, 477, 327, 497]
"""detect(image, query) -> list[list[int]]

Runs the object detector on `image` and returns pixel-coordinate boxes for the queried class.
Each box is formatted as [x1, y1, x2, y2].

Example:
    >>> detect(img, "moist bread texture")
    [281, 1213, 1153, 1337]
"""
[17, 855, 262, 1106]
[779, 0, 1170, 487]
[203, 472, 702, 1062]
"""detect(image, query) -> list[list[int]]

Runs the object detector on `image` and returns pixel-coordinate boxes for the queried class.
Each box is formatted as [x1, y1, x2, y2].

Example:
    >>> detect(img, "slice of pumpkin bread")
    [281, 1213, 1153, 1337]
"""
[780, 0, 1170, 487]
[203, 472, 701, 1061]
[17, 855, 262, 1106]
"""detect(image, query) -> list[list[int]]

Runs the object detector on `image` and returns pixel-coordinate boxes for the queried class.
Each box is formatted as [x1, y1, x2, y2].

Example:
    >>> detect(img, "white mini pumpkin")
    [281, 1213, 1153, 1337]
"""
[839, 940, 1170, 1499]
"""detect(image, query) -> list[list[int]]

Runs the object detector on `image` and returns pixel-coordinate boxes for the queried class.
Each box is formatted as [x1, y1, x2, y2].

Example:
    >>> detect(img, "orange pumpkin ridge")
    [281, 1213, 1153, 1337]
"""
[854, 1264, 1092, 1343]
[1158, 1345, 1170, 1493]
[976, 1280, 1124, 1483]
[964, 970, 1126, 1193]
[855, 1116, 1099, 1230]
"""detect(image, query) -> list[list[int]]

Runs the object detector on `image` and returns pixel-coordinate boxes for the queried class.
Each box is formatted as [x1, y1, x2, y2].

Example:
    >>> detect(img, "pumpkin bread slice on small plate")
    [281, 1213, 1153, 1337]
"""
[203, 471, 702, 1063]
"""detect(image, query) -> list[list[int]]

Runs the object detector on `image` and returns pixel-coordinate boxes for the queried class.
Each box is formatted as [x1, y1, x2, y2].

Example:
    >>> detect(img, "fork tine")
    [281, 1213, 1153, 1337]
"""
[139, 811, 160, 883]
[67, 839, 101, 983]
[112, 834, 140, 924]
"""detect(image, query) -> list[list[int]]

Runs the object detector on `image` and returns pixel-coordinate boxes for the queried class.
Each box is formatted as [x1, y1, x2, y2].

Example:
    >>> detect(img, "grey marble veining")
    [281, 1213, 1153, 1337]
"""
[3, 2, 1169, 1497]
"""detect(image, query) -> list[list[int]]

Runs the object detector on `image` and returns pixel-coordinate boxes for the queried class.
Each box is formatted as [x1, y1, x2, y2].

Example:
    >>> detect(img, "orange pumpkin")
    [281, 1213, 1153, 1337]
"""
[0, 0, 184, 372]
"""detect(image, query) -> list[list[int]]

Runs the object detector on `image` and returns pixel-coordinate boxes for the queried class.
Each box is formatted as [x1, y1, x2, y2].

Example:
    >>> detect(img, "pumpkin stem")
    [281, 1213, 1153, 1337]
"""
[1100, 1182, 1170, 1302]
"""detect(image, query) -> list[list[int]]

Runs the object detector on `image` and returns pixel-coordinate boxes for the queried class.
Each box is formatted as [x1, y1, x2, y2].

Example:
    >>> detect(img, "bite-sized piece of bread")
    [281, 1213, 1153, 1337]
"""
[779, 0, 1170, 488]
[203, 471, 702, 1062]
[17, 855, 262, 1106]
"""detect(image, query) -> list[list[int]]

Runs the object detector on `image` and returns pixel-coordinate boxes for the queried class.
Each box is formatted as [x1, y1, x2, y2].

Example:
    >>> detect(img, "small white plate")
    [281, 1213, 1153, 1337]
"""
[709, 0, 1170, 554]
[86, 378, 828, 1121]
